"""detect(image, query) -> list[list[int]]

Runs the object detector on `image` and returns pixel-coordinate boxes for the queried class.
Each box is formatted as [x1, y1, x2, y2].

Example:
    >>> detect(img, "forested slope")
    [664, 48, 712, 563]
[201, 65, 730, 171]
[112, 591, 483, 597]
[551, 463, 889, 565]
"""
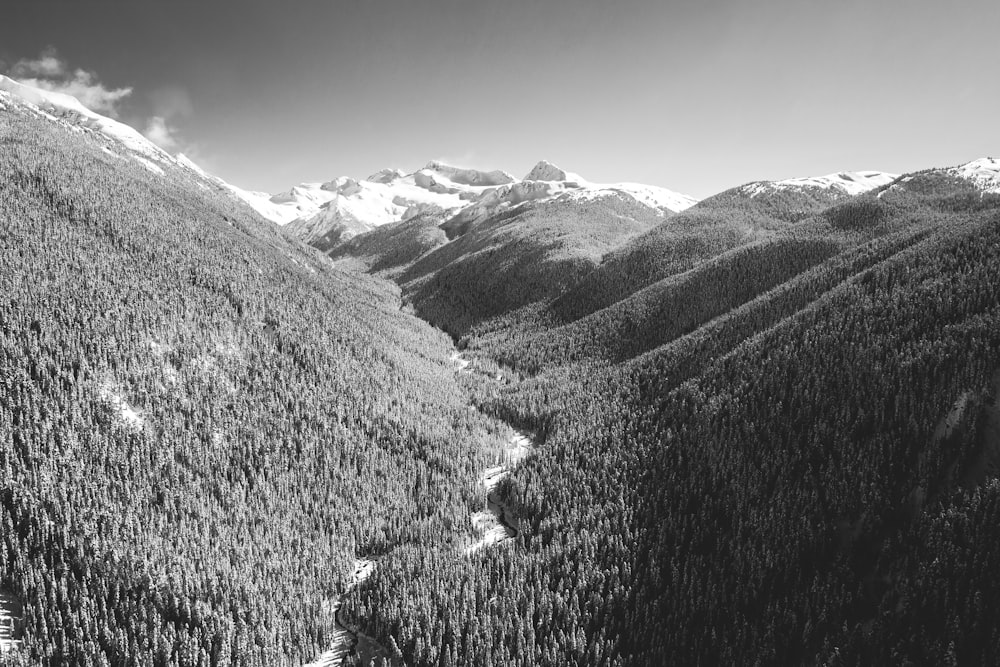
[332, 161, 1000, 665]
[9, 74, 1000, 666]
[0, 97, 502, 665]
[391, 195, 667, 338]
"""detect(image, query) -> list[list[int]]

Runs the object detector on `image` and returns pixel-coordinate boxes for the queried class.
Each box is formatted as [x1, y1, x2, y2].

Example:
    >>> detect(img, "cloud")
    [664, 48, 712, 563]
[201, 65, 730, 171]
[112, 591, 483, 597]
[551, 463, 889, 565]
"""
[142, 86, 196, 152]
[10, 48, 66, 78]
[7, 48, 198, 157]
[143, 116, 180, 151]
[7, 47, 132, 117]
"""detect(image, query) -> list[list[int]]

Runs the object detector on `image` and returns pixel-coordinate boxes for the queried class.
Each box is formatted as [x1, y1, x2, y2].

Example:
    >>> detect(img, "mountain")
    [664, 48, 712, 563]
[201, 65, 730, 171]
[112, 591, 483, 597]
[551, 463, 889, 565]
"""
[739, 169, 897, 198]
[0, 74, 312, 228]
[0, 74, 176, 172]
[331, 159, 1000, 666]
[949, 156, 1000, 192]
[7, 70, 1000, 667]
[323, 162, 897, 341]
[279, 159, 697, 251]
[0, 73, 697, 249]
[280, 163, 516, 250]
[0, 74, 509, 666]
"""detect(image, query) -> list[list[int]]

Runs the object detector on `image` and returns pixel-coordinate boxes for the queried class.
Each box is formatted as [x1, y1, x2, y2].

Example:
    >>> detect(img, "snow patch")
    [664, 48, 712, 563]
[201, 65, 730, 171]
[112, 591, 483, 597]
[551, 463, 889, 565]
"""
[99, 382, 144, 430]
[451, 351, 471, 372]
[367, 168, 405, 184]
[135, 156, 164, 175]
[949, 157, 1000, 194]
[742, 170, 897, 198]
[176, 153, 208, 178]
[352, 558, 374, 585]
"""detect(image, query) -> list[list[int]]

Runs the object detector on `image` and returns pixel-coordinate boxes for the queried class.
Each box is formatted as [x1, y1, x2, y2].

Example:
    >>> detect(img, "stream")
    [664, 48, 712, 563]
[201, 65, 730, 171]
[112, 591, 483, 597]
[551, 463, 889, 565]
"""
[303, 560, 395, 667]
[305, 351, 536, 665]
[452, 352, 538, 553]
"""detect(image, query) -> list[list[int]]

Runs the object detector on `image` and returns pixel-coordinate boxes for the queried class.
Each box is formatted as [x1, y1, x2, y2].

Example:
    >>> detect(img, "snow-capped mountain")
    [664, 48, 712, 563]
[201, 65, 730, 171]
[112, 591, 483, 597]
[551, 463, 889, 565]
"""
[281, 159, 699, 245]
[875, 158, 1000, 201]
[280, 163, 518, 243]
[949, 157, 1000, 194]
[0, 75, 311, 224]
[0, 74, 274, 216]
[0, 74, 696, 241]
[740, 170, 898, 199]
[0, 74, 175, 175]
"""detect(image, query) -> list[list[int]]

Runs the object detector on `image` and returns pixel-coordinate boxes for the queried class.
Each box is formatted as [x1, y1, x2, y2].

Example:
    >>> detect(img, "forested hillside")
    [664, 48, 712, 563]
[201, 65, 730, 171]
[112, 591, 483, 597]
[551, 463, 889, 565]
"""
[387, 194, 668, 338]
[0, 96, 510, 666]
[7, 69, 1000, 666]
[328, 160, 1000, 665]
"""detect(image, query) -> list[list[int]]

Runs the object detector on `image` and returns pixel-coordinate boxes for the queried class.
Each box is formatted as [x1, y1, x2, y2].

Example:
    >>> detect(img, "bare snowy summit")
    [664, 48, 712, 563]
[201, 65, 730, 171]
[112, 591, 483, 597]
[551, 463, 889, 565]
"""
[0, 74, 172, 166]
[420, 161, 515, 187]
[367, 168, 405, 184]
[0, 75, 696, 239]
[949, 157, 1000, 194]
[741, 170, 897, 198]
[524, 160, 583, 183]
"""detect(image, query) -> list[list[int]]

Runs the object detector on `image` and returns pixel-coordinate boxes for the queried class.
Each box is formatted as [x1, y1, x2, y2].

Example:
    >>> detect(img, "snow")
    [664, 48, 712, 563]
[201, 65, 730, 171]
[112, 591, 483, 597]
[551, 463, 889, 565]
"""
[466, 429, 536, 554]
[1, 75, 698, 233]
[270, 159, 697, 241]
[99, 382, 144, 431]
[421, 161, 515, 187]
[301, 613, 352, 667]
[176, 153, 208, 178]
[367, 168, 405, 184]
[352, 558, 375, 585]
[0, 591, 23, 652]
[0, 77, 301, 224]
[135, 156, 164, 175]
[227, 187, 305, 225]
[950, 157, 1000, 193]
[742, 170, 897, 198]
[284, 162, 515, 241]
[451, 351, 471, 371]
[565, 182, 698, 211]
[301, 559, 377, 667]
[524, 159, 583, 183]
[0, 75, 171, 163]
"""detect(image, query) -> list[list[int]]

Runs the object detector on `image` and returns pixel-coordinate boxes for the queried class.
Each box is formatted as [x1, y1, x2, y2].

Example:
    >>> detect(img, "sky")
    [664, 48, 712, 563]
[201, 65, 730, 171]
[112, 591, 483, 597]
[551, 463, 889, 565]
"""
[1, 0, 998, 198]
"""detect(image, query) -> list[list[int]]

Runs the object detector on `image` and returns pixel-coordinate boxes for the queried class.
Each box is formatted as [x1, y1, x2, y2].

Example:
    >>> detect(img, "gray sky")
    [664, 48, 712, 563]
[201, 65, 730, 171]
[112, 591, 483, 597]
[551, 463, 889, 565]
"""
[2, 0, 998, 197]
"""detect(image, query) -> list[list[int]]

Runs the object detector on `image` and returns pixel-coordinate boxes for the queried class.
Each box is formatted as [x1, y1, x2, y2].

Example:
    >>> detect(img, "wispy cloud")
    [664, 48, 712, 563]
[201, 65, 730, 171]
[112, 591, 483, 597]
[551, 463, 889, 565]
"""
[143, 117, 180, 151]
[7, 47, 132, 117]
[5, 48, 202, 157]
[142, 86, 194, 152]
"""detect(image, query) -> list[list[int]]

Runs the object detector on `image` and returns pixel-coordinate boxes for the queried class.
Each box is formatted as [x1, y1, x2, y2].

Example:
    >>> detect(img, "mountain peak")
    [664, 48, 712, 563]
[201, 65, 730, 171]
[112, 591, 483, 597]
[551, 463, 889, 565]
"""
[0, 74, 89, 116]
[367, 168, 405, 184]
[741, 170, 897, 198]
[418, 161, 515, 187]
[0, 74, 171, 165]
[524, 160, 583, 183]
[950, 157, 1000, 193]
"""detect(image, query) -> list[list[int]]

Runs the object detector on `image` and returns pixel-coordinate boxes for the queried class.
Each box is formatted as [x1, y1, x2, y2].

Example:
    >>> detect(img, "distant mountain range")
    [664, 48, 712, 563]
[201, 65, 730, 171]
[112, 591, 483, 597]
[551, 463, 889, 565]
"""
[14, 73, 1000, 247]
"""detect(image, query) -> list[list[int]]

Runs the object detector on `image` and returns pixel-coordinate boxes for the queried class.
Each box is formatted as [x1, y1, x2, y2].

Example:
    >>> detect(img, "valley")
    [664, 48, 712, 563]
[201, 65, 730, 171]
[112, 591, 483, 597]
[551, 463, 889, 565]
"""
[2, 70, 1000, 666]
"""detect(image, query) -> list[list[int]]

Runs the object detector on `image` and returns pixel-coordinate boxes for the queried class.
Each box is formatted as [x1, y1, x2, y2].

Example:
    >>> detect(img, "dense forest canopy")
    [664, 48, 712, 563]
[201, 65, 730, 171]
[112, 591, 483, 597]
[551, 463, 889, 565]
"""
[0, 96, 513, 666]
[4, 84, 1000, 665]
[329, 154, 1000, 665]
